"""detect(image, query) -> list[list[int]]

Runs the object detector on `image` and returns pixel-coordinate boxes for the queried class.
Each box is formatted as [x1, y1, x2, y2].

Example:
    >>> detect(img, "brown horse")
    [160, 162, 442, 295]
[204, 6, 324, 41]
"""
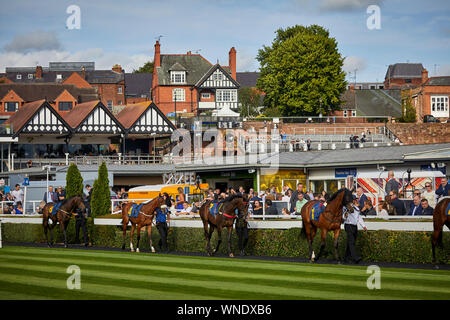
[121, 193, 171, 253]
[199, 194, 246, 257]
[42, 196, 87, 248]
[300, 188, 354, 263]
[431, 196, 450, 265]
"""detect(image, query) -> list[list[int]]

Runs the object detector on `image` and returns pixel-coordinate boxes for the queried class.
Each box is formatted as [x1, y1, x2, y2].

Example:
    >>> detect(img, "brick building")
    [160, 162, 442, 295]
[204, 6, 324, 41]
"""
[405, 69, 450, 121]
[384, 63, 424, 89]
[151, 41, 239, 116]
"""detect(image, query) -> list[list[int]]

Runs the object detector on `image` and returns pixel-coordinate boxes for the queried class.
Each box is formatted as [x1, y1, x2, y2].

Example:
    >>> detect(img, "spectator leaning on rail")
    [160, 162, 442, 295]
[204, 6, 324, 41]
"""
[408, 195, 423, 216]
[388, 190, 406, 215]
[295, 193, 308, 215]
[264, 199, 278, 215]
[420, 199, 434, 215]
[435, 177, 449, 201]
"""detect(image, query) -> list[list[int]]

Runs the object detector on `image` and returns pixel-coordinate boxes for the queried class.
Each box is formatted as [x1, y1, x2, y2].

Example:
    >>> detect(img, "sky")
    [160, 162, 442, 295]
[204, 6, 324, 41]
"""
[0, 0, 449, 82]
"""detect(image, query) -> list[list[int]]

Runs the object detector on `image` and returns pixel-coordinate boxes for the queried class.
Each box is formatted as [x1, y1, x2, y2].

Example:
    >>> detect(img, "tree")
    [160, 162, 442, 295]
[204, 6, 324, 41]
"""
[238, 87, 261, 117]
[65, 163, 84, 198]
[400, 91, 416, 123]
[256, 25, 347, 117]
[133, 61, 154, 74]
[90, 162, 110, 217]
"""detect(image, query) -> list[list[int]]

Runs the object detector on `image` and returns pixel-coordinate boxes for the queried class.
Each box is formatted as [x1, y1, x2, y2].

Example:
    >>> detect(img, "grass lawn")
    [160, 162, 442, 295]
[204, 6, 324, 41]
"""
[0, 245, 449, 300]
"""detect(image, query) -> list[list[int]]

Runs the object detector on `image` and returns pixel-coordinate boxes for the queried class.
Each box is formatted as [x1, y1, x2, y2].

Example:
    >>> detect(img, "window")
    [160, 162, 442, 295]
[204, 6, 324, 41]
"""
[56, 74, 62, 80]
[343, 110, 348, 118]
[351, 110, 357, 117]
[5, 102, 18, 112]
[118, 86, 123, 94]
[212, 72, 223, 82]
[16, 74, 22, 80]
[201, 93, 211, 99]
[107, 101, 113, 110]
[216, 89, 237, 102]
[370, 85, 376, 89]
[58, 102, 73, 111]
[170, 71, 186, 84]
[28, 74, 33, 79]
[172, 88, 185, 102]
[405, 79, 412, 83]
[431, 96, 449, 117]
[118, 100, 122, 105]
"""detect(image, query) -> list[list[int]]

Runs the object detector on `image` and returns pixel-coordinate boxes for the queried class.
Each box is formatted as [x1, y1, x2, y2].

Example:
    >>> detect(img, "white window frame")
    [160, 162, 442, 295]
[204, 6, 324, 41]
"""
[212, 71, 224, 82]
[172, 88, 185, 102]
[201, 93, 211, 99]
[118, 86, 123, 94]
[431, 95, 449, 118]
[170, 71, 186, 84]
[28, 74, 33, 79]
[16, 74, 22, 80]
[56, 74, 62, 80]
[351, 110, 356, 117]
[216, 89, 237, 102]
[343, 110, 348, 118]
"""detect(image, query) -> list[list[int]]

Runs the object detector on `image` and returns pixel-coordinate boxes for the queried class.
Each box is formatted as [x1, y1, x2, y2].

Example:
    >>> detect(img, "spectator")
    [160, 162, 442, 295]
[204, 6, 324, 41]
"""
[265, 199, 278, 215]
[13, 202, 23, 215]
[306, 190, 314, 201]
[420, 199, 434, 215]
[377, 200, 389, 220]
[435, 177, 450, 201]
[413, 189, 421, 198]
[237, 186, 245, 196]
[422, 182, 436, 209]
[252, 200, 263, 216]
[281, 207, 292, 219]
[389, 190, 406, 215]
[295, 193, 308, 215]
[214, 188, 221, 201]
[11, 184, 24, 206]
[408, 195, 423, 216]
[385, 171, 399, 196]
[190, 201, 201, 214]
[282, 190, 292, 211]
[349, 136, 354, 148]
[43, 186, 58, 204]
[120, 187, 128, 199]
[177, 201, 192, 215]
[290, 183, 308, 213]
[176, 187, 186, 210]
[56, 186, 65, 202]
[321, 190, 330, 202]
[361, 199, 377, 216]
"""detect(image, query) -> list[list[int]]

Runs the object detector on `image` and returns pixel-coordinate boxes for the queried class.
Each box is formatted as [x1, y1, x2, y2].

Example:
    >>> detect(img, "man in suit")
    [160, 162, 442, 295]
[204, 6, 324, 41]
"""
[389, 190, 406, 215]
[408, 195, 423, 216]
[436, 177, 449, 201]
[385, 171, 399, 196]
[356, 187, 368, 213]
[420, 199, 434, 215]
[43, 186, 58, 204]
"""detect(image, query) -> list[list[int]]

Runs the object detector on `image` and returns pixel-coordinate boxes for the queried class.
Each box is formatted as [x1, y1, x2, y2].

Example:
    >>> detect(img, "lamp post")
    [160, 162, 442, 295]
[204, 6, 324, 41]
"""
[174, 93, 177, 127]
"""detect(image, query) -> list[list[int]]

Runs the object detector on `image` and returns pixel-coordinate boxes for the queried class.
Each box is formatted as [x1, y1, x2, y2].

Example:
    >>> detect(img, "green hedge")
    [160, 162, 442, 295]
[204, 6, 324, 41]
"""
[2, 222, 449, 264]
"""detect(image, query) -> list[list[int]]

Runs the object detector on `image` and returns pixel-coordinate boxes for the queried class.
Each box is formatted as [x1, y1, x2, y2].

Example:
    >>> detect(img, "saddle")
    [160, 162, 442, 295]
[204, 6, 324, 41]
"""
[209, 201, 224, 217]
[311, 202, 325, 221]
[128, 203, 144, 218]
[49, 202, 63, 216]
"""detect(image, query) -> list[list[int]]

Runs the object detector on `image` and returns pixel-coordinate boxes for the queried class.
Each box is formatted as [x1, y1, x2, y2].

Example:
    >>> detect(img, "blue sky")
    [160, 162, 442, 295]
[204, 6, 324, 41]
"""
[0, 0, 449, 82]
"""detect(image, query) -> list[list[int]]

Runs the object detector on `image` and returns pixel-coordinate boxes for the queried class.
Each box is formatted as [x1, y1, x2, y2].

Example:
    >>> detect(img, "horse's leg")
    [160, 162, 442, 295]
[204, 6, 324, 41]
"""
[309, 225, 317, 262]
[315, 228, 327, 262]
[207, 224, 215, 256]
[43, 214, 50, 247]
[147, 225, 155, 253]
[202, 220, 211, 255]
[333, 228, 341, 263]
[130, 223, 136, 252]
[213, 225, 222, 255]
[136, 225, 141, 253]
[227, 225, 234, 257]
[121, 215, 128, 250]
[59, 218, 68, 248]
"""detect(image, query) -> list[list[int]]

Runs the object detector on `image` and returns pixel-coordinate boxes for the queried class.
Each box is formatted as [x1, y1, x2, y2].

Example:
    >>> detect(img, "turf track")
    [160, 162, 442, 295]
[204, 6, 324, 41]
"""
[0, 245, 449, 300]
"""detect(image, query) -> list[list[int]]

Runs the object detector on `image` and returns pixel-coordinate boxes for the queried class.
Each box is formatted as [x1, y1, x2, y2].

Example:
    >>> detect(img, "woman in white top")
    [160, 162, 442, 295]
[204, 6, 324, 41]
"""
[377, 200, 389, 220]
[422, 183, 437, 209]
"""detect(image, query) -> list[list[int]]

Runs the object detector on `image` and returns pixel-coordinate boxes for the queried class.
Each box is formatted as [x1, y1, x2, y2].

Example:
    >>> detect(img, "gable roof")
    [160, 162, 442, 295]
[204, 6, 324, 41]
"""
[62, 72, 92, 88]
[156, 54, 214, 85]
[0, 83, 98, 103]
[64, 100, 100, 128]
[195, 64, 240, 88]
[385, 63, 424, 79]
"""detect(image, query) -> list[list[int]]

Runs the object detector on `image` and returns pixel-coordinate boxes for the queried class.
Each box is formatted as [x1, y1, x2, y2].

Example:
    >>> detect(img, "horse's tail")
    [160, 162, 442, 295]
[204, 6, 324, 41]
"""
[300, 222, 307, 239]
[437, 229, 443, 248]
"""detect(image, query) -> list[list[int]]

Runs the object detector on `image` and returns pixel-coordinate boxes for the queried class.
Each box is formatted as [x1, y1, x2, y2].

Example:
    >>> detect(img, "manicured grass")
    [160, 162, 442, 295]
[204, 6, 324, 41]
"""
[0, 246, 449, 300]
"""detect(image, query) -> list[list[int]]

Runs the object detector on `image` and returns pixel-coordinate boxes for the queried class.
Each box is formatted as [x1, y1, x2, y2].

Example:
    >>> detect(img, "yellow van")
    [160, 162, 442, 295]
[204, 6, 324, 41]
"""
[127, 183, 209, 203]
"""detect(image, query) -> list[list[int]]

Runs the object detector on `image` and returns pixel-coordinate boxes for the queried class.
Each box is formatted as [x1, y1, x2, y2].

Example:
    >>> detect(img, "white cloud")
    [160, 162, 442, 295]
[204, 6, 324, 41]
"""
[236, 48, 258, 72]
[319, 0, 383, 12]
[0, 49, 152, 73]
[343, 55, 367, 75]
[435, 65, 450, 76]
[3, 30, 62, 53]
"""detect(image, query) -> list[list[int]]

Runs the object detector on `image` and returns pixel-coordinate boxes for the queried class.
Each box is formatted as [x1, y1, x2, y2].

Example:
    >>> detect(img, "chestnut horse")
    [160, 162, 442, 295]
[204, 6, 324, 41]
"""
[199, 194, 247, 257]
[431, 196, 450, 265]
[42, 196, 87, 248]
[121, 193, 171, 253]
[300, 188, 354, 263]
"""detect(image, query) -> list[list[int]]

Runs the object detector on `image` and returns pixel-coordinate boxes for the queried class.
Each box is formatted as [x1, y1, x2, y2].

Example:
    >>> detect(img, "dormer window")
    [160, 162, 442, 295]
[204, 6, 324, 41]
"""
[170, 71, 186, 84]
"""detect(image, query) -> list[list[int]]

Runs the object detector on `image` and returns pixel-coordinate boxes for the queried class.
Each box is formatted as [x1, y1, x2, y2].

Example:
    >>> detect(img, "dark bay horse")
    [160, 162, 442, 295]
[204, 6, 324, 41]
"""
[121, 193, 171, 253]
[199, 194, 247, 257]
[300, 188, 354, 263]
[42, 196, 86, 248]
[431, 196, 450, 265]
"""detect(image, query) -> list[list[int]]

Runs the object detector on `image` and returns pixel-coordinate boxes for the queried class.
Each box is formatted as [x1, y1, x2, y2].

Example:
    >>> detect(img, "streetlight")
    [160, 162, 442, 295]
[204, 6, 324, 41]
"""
[42, 165, 56, 193]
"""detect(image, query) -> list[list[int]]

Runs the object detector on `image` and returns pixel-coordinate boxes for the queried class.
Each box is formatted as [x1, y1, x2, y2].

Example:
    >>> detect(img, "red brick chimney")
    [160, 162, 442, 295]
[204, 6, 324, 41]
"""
[154, 40, 161, 68]
[187, 51, 191, 55]
[229, 47, 236, 80]
[36, 66, 43, 79]
[112, 64, 122, 73]
[421, 68, 428, 84]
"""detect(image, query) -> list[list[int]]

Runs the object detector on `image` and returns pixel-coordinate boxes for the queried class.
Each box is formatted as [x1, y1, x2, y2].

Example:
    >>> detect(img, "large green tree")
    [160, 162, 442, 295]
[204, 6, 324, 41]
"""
[65, 163, 84, 198]
[133, 61, 154, 74]
[256, 25, 347, 116]
[91, 162, 110, 217]
[238, 87, 261, 118]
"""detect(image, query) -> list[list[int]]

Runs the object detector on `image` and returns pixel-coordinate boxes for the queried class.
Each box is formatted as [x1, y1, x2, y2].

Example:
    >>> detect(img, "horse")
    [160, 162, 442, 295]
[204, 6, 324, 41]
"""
[431, 195, 450, 265]
[199, 194, 247, 257]
[300, 188, 354, 263]
[42, 196, 87, 248]
[121, 193, 171, 253]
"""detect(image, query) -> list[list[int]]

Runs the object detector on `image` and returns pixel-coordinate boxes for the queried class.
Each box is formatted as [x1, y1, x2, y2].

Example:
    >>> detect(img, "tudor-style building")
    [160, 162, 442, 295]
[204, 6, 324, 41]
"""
[151, 41, 240, 116]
